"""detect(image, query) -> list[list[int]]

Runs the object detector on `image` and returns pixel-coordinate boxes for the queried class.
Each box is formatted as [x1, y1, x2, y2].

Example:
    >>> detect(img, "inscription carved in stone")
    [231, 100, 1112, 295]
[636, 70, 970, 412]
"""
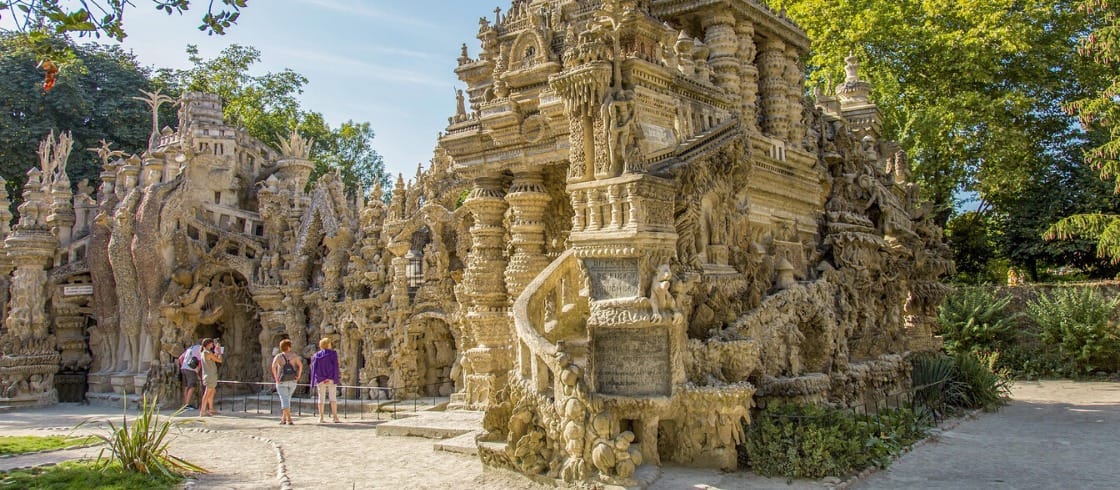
[593, 327, 670, 396]
[586, 258, 640, 299]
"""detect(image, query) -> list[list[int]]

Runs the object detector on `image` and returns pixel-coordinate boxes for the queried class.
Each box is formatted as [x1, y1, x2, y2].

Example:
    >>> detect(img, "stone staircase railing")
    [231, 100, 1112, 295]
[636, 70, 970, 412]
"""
[511, 249, 589, 395]
[646, 118, 741, 173]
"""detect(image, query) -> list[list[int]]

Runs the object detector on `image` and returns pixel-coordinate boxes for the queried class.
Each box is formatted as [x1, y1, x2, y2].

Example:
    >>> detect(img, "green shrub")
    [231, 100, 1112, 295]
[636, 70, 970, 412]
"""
[992, 344, 1070, 379]
[911, 352, 1010, 414]
[741, 403, 928, 479]
[937, 287, 1020, 355]
[90, 395, 206, 477]
[1027, 287, 1120, 375]
[910, 352, 959, 418]
[953, 351, 1011, 411]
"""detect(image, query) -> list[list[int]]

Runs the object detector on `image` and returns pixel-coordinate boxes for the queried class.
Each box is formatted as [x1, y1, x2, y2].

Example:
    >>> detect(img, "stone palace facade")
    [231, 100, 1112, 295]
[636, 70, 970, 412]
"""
[0, 0, 951, 485]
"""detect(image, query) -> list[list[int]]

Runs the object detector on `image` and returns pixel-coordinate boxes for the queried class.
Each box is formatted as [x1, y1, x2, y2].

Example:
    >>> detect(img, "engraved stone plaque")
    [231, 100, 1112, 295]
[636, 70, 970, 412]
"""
[586, 258, 640, 300]
[593, 327, 670, 396]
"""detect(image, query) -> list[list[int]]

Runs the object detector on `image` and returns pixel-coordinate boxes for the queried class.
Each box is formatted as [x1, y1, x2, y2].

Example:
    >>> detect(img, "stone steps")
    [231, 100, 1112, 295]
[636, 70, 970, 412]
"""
[376, 409, 483, 440]
[433, 430, 482, 455]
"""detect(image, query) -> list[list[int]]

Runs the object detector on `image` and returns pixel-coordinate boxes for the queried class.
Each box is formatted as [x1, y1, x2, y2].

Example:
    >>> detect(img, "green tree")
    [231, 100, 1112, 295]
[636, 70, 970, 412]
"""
[1045, 1, 1120, 263]
[310, 121, 390, 196]
[0, 32, 151, 196]
[0, 0, 246, 41]
[160, 45, 321, 146]
[160, 45, 390, 196]
[773, 0, 1101, 223]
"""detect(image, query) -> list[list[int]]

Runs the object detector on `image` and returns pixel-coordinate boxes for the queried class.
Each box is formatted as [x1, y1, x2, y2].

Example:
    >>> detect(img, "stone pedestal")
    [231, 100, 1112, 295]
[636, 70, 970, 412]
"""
[110, 373, 135, 395]
[87, 372, 113, 393]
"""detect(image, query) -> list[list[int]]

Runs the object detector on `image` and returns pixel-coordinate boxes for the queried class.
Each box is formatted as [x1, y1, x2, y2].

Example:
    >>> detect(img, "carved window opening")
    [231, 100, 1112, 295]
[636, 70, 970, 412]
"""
[406, 250, 424, 301]
[187, 225, 199, 240]
[214, 191, 222, 204]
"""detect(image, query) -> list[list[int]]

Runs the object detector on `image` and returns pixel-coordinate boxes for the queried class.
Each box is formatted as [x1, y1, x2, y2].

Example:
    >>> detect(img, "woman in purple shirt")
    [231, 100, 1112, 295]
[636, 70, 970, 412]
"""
[310, 337, 341, 423]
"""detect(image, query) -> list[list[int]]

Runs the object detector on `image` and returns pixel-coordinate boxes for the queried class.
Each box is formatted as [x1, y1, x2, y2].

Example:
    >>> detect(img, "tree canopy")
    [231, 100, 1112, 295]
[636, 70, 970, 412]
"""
[0, 32, 152, 197]
[157, 45, 389, 197]
[773, 0, 1116, 279]
[0, 36, 389, 210]
[0, 0, 246, 41]
[1044, 0, 1120, 265]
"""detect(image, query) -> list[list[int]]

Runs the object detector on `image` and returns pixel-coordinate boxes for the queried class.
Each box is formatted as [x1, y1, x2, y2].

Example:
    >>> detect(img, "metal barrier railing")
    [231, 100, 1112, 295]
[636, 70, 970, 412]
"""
[209, 377, 453, 421]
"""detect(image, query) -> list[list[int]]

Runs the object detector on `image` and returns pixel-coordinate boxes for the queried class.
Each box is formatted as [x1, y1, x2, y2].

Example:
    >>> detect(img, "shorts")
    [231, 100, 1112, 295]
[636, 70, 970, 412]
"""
[317, 380, 337, 404]
[276, 381, 296, 410]
[181, 369, 199, 388]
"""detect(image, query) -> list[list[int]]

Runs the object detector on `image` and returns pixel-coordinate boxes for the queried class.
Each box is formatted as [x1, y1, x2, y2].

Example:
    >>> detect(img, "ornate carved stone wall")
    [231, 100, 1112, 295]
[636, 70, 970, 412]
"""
[1, 0, 950, 484]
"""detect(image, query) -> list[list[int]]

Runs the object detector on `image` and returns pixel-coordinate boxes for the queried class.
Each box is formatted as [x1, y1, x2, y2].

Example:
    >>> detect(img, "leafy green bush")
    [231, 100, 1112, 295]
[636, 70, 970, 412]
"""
[91, 395, 206, 477]
[741, 403, 928, 479]
[1027, 287, 1120, 375]
[937, 287, 1021, 355]
[992, 344, 1071, 379]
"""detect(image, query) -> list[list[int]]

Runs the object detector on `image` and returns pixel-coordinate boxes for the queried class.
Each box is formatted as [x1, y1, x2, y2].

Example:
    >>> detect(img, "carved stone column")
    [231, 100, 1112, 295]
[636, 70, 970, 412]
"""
[456, 175, 510, 409]
[1, 169, 61, 406]
[784, 46, 806, 145]
[462, 176, 509, 311]
[737, 22, 759, 132]
[758, 38, 790, 141]
[704, 13, 740, 104]
[505, 171, 551, 298]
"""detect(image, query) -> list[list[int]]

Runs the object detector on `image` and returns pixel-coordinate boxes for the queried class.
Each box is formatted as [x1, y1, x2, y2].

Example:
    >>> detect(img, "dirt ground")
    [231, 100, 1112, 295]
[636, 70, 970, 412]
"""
[3, 380, 1118, 489]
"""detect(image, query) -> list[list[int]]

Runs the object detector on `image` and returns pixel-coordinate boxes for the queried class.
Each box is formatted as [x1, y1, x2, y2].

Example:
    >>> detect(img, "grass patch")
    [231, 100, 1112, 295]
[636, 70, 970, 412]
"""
[0, 436, 97, 457]
[0, 460, 182, 489]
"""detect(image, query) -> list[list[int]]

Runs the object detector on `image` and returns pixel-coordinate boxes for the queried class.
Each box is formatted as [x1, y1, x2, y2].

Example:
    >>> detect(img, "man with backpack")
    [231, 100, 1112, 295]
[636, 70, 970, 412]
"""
[178, 339, 205, 410]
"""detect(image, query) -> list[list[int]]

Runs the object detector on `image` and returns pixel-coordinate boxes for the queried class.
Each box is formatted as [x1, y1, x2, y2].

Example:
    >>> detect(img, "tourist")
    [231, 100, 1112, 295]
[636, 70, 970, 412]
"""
[177, 340, 203, 410]
[272, 339, 302, 425]
[310, 337, 341, 423]
[199, 338, 223, 416]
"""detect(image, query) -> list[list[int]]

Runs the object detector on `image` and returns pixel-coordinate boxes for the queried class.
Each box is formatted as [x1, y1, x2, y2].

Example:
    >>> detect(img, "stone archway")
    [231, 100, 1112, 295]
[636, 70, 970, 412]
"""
[402, 317, 458, 397]
[191, 270, 261, 389]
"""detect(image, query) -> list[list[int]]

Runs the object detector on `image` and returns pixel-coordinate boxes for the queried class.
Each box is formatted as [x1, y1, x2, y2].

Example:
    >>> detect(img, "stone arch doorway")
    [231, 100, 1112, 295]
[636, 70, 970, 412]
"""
[191, 270, 261, 388]
[403, 316, 457, 397]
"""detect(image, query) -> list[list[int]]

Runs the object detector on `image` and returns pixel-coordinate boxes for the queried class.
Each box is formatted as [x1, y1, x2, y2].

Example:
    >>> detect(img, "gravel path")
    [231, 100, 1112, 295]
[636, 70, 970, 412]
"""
[3, 380, 1118, 489]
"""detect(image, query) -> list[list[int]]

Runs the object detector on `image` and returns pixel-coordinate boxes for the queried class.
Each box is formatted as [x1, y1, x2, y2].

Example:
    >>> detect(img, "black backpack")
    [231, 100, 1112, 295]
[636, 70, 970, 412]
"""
[279, 356, 297, 381]
[184, 348, 199, 369]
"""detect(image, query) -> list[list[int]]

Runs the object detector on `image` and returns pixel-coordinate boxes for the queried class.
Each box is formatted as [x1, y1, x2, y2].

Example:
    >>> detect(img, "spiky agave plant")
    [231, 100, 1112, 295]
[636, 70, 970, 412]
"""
[92, 395, 207, 477]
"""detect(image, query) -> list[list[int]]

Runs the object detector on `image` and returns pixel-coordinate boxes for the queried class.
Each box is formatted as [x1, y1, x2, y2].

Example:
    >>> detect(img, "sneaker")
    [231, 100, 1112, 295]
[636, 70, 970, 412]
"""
[183, 405, 197, 410]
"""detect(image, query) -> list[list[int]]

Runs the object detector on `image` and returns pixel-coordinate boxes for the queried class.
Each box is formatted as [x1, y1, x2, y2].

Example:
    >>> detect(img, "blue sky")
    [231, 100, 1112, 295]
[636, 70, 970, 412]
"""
[97, 0, 499, 179]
